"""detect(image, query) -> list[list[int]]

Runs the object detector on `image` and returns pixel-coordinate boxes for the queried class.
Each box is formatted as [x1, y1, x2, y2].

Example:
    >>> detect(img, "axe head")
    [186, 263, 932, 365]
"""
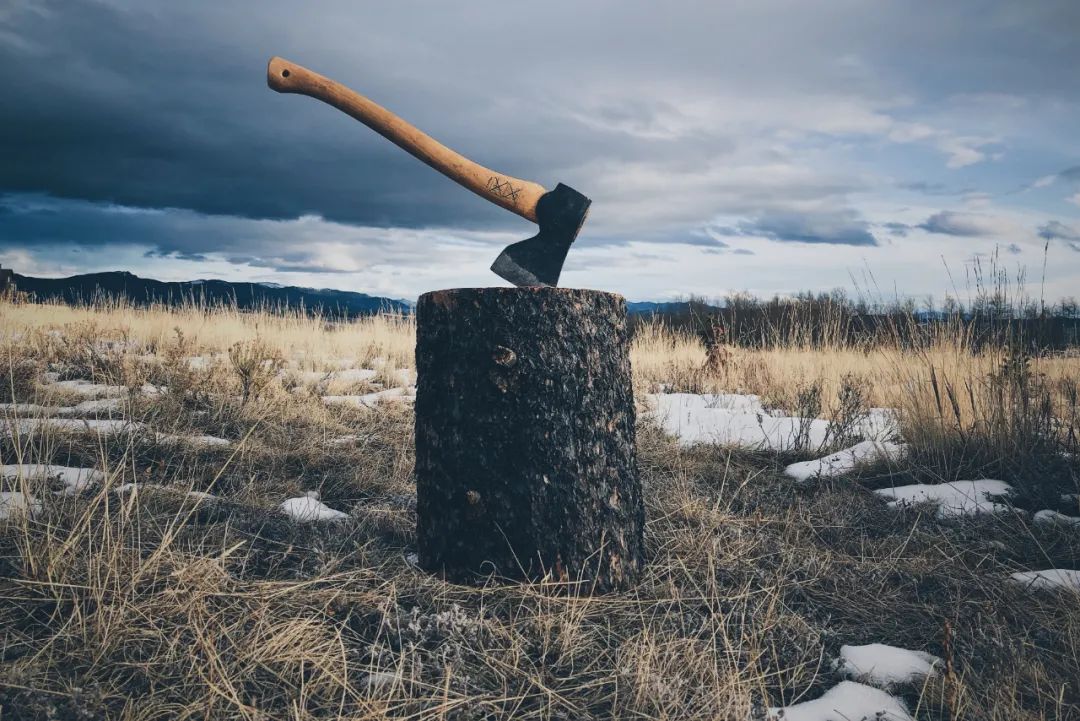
[490, 183, 591, 287]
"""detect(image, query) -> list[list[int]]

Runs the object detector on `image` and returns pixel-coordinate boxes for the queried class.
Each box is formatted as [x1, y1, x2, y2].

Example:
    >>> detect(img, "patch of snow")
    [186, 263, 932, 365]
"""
[4, 418, 229, 448]
[5, 418, 137, 437]
[327, 434, 367, 447]
[157, 432, 232, 447]
[646, 393, 830, 451]
[323, 387, 414, 409]
[1, 464, 104, 496]
[113, 484, 216, 502]
[1033, 510, 1080, 527]
[360, 671, 399, 691]
[279, 495, 349, 522]
[768, 681, 912, 721]
[857, 407, 900, 441]
[874, 479, 1015, 518]
[335, 368, 379, 383]
[784, 441, 907, 482]
[834, 644, 940, 688]
[392, 368, 415, 387]
[49, 380, 126, 397]
[1, 403, 57, 415]
[57, 397, 123, 414]
[404, 552, 420, 568]
[0, 491, 42, 520]
[1009, 569, 1080, 591]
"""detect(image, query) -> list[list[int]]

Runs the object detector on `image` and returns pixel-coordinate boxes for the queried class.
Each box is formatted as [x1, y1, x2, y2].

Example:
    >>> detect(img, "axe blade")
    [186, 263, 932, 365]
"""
[490, 183, 591, 287]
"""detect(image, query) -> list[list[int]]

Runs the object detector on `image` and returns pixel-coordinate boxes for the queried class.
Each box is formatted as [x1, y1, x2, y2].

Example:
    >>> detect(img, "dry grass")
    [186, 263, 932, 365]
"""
[1, 296, 1079, 720]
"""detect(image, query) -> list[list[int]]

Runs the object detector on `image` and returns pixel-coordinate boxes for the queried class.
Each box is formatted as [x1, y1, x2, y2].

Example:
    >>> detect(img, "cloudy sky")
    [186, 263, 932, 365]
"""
[2, 1, 1079, 303]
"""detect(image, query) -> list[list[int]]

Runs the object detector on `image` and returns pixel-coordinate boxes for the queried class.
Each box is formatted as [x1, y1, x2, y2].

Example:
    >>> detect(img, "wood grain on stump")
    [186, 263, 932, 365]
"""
[415, 287, 644, 592]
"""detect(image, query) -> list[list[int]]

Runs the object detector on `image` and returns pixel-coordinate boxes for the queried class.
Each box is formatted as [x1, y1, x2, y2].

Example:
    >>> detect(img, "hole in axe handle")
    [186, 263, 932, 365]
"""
[281, 69, 291, 78]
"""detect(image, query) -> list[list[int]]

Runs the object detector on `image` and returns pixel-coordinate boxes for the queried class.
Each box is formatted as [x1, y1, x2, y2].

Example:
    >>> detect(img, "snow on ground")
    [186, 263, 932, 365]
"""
[359, 671, 399, 691]
[157, 432, 232, 447]
[1, 403, 58, 415]
[49, 379, 126, 397]
[645, 393, 830, 451]
[4, 418, 230, 447]
[1, 464, 104, 495]
[6, 418, 137, 437]
[290, 368, 379, 384]
[43, 380, 163, 398]
[55, 398, 124, 414]
[328, 434, 369, 446]
[184, 355, 217, 370]
[784, 441, 907, 482]
[767, 681, 912, 721]
[323, 387, 415, 409]
[874, 479, 1015, 518]
[1033, 510, 1080, 527]
[279, 493, 350, 522]
[857, 407, 900, 441]
[115, 483, 218, 501]
[0, 491, 42, 520]
[1009, 569, 1080, 591]
[834, 644, 940, 688]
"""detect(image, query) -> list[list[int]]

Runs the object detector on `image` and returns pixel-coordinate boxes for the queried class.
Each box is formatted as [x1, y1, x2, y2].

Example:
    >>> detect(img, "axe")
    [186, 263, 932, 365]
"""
[267, 57, 590, 287]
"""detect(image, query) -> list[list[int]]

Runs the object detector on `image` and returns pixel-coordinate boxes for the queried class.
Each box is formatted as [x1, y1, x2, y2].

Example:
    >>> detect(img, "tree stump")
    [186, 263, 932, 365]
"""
[415, 287, 644, 592]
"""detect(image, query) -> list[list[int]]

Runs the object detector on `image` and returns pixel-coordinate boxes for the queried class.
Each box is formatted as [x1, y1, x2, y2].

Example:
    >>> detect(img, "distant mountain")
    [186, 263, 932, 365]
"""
[12, 271, 411, 316]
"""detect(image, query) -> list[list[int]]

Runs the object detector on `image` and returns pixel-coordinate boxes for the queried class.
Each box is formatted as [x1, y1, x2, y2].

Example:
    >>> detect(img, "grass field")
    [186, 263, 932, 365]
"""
[2, 296, 1079, 720]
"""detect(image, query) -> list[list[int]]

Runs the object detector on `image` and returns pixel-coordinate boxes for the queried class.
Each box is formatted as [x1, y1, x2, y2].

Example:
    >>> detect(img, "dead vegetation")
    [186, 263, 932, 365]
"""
[1, 296, 1078, 720]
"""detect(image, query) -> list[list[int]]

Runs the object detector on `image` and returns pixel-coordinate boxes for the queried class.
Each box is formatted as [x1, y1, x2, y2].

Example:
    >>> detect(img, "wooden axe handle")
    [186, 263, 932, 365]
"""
[267, 57, 545, 223]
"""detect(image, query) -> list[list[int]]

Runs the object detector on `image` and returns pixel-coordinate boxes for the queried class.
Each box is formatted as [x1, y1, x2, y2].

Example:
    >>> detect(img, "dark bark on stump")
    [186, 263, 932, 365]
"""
[415, 287, 644, 592]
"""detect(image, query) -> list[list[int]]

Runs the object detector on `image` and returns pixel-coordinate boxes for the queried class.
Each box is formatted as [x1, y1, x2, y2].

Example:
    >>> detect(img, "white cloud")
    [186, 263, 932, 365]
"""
[1033, 174, 1057, 188]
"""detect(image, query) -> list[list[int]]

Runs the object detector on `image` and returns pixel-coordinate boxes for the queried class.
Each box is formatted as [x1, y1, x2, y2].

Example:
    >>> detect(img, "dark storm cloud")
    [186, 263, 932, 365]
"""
[0, 1, 615, 231]
[1057, 166, 1080, 183]
[3, 0, 1080, 283]
[1038, 220, 1080, 246]
[713, 210, 878, 247]
[918, 211, 994, 237]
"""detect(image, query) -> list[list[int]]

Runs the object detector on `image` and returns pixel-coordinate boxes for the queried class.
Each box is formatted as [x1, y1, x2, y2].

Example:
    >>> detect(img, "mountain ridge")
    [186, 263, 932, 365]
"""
[11, 271, 412, 317]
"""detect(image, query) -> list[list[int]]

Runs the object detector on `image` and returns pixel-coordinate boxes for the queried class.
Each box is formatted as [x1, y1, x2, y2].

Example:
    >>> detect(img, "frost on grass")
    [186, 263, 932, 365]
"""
[784, 441, 907, 482]
[767, 680, 912, 721]
[1, 463, 104, 495]
[834, 643, 940, 688]
[279, 493, 349, 522]
[645, 393, 830, 451]
[874, 479, 1015, 518]
[1033, 509, 1080, 527]
[1008, 569, 1080, 591]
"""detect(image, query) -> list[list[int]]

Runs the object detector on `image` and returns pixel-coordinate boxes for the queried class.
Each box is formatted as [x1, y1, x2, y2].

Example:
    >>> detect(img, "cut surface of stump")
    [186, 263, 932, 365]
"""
[415, 287, 643, 592]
